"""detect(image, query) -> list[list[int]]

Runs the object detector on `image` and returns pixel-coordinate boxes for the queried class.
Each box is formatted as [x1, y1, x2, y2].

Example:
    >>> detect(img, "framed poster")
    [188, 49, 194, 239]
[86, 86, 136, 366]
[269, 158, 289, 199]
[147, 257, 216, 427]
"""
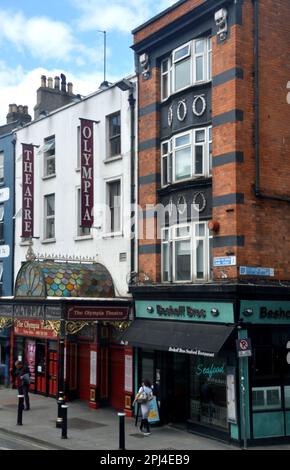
[90, 350, 97, 386]
[226, 367, 237, 423]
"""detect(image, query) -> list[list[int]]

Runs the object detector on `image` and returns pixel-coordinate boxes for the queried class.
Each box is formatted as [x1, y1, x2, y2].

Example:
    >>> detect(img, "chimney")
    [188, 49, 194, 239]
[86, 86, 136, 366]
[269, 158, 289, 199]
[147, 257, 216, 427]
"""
[54, 76, 60, 90]
[6, 104, 31, 125]
[34, 74, 81, 119]
[60, 73, 66, 92]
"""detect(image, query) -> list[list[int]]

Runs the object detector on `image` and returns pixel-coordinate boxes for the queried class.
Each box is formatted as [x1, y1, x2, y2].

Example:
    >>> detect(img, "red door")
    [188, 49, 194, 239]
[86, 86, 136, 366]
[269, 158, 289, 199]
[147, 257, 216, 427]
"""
[110, 346, 124, 410]
[48, 351, 58, 396]
[78, 343, 90, 401]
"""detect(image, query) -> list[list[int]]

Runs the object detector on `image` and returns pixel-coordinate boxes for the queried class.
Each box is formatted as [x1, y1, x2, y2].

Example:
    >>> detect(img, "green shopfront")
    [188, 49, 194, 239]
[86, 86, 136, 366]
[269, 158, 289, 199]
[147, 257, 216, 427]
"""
[239, 300, 290, 443]
[121, 300, 239, 441]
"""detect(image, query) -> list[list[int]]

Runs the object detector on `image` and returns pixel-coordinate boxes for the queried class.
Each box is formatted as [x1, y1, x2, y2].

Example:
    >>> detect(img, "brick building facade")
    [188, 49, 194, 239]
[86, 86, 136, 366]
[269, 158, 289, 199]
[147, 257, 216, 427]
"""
[123, 0, 290, 445]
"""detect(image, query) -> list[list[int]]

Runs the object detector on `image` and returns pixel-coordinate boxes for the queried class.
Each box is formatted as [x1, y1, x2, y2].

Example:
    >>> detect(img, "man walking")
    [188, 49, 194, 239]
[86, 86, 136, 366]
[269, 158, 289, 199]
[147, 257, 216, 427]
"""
[14, 360, 30, 411]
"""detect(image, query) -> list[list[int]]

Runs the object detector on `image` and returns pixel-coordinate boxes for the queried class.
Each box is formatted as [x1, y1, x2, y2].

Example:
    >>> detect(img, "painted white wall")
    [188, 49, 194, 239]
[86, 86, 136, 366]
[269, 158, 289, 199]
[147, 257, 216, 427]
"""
[14, 77, 137, 298]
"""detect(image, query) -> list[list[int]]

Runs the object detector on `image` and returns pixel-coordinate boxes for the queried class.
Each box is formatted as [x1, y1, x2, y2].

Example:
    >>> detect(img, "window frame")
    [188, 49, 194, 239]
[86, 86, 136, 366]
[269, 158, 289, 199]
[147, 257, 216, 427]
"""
[0, 205, 4, 240]
[161, 36, 212, 101]
[161, 126, 212, 186]
[0, 152, 4, 184]
[107, 112, 121, 159]
[43, 193, 55, 241]
[43, 136, 56, 178]
[161, 221, 212, 283]
[106, 178, 122, 235]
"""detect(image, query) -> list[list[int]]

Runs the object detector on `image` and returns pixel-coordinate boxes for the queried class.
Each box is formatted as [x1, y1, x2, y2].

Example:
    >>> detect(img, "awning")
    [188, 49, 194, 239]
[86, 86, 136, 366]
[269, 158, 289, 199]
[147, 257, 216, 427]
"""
[120, 320, 234, 357]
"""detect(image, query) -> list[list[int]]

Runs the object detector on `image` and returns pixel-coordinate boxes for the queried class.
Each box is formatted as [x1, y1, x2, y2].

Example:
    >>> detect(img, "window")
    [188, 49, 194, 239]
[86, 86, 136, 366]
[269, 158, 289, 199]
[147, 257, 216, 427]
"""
[43, 136, 55, 177]
[107, 180, 121, 233]
[161, 37, 212, 100]
[77, 126, 81, 170]
[0, 205, 3, 240]
[44, 194, 55, 240]
[0, 152, 4, 183]
[76, 188, 90, 237]
[161, 221, 212, 282]
[107, 112, 121, 158]
[0, 262, 3, 285]
[161, 126, 212, 186]
[252, 387, 281, 411]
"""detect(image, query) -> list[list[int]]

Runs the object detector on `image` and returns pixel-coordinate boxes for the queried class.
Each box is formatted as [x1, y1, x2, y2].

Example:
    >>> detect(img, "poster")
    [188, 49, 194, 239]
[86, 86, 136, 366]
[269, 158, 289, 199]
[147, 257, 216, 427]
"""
[125, 354, 133, 393]
[148, 396, 160, 424]
[90, 350, 97, 386]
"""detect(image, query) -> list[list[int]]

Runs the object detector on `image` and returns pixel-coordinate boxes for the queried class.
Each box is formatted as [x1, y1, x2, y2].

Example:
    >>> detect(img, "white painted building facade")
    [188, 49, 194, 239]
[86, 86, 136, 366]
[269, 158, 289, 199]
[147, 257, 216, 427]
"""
[14, 76, 137, 298]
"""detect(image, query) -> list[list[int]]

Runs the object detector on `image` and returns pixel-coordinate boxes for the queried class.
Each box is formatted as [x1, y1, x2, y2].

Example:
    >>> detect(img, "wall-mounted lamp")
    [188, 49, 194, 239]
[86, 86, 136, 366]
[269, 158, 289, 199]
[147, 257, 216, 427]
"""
[139, 53, 150, 80]
[215, 8, 228, 41]
[115, 78, 133, 92]
[147, 306, 154, 314]
[243, 308, 253, 317]
[211, 308, 220, 317]
[208, 220, 220, 232]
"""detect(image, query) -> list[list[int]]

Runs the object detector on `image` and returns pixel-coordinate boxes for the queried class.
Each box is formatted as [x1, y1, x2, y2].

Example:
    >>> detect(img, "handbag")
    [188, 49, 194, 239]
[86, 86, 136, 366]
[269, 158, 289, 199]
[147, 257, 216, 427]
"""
[137, 388, 148, 404]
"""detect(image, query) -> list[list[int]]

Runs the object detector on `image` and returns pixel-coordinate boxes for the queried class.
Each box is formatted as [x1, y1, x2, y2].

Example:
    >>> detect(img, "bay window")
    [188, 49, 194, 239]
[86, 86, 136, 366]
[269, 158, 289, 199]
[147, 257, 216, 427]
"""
[161, 222, 212, 282]
[161, 126, 212, 186]
[161, 37, 212, 100]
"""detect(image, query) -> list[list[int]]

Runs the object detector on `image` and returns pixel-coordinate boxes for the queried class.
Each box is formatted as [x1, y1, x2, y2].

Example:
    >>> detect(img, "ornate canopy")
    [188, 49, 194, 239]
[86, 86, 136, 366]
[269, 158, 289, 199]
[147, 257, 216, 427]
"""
[14, 261, 115, 298]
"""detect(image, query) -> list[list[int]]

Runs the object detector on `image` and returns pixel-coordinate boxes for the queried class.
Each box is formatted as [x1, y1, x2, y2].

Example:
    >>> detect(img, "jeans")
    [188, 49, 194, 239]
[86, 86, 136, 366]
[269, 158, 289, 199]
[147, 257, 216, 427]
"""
[18, 384, 30, 410]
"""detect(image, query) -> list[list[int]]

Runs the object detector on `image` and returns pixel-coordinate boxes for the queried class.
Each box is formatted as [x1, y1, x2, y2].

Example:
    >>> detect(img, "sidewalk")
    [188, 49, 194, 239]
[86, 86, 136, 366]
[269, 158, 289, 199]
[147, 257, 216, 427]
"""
[0, 388, 237, 451]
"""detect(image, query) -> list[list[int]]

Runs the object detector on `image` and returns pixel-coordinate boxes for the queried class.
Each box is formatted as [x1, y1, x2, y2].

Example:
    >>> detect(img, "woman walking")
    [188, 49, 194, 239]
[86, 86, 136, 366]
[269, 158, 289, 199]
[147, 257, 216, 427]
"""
[133, 378, 153, 436]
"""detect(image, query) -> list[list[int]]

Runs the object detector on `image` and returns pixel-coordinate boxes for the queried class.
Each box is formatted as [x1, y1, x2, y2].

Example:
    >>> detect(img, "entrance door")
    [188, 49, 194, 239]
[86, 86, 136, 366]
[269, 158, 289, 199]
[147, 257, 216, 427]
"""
[78, 343, 90, 401]
[48, 350, 58, 396]
[35, 341, 46, 394]
[110, 346, 124, 410]
[166, 353, 189, 423]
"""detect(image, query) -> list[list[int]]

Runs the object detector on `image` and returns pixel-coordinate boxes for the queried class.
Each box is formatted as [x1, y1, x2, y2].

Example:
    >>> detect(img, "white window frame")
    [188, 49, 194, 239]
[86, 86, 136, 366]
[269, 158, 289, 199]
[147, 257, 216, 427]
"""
[105, 178, 122, 236]
[0, 152, 4, 184]
[161, 221, 213, 283]
[0, 261, 3, 283]
[76, 125, 81, 171]
[161, 126, 212, 186]
[107, 112, 121, 159]
[43, 194, 55, 241]
[43, 136, 55, 178]
[172, 42, 192, 94]
[76, 187, 91, 238]
[161, 36, 212, 101]
[0, 205, 4, 240]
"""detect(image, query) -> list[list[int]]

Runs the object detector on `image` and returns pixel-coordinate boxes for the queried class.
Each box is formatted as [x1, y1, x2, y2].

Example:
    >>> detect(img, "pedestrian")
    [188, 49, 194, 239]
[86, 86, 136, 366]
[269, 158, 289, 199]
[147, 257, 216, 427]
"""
[14, 360, 30, 411]
[132, 378, 153, 436]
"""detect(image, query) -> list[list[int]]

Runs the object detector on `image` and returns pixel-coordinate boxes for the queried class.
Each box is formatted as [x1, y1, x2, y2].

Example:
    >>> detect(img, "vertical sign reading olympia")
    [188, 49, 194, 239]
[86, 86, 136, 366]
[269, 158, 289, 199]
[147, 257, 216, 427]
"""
[80, 119, 96, 228]
[22, 143, 34, 238]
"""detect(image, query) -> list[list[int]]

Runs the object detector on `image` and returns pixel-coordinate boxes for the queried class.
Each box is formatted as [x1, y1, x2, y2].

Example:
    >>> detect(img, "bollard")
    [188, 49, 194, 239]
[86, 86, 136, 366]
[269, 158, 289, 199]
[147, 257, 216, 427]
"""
[56, 391, 65, 428]
[61, 404, 68, 439]
[17, 394, 24, 425]
[118, 412, 126, 450]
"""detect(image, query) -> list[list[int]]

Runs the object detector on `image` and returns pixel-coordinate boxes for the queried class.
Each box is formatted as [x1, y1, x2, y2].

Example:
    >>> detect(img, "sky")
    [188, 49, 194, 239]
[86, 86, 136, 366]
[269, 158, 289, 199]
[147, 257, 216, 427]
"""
[0, 0, 176, 124]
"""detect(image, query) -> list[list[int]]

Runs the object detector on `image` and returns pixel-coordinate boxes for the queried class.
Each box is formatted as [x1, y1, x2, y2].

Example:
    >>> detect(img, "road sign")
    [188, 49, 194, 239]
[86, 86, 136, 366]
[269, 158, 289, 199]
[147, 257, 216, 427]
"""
[240, 266, 274, 277]
[213, 256, 236, 267]
[236, 338, 252, 357]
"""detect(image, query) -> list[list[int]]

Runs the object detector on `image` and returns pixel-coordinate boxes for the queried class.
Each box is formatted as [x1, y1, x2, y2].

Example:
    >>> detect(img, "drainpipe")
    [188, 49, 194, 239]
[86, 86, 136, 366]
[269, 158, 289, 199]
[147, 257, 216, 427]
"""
[253, 0, 290, 203]
[128, 87, 136, 275]
[11, 133, 16, 295]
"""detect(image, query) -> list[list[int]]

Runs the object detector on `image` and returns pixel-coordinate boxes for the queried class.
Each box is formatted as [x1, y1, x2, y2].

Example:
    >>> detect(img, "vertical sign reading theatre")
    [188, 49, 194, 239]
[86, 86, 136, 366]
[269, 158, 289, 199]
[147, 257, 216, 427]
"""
[22, 143, 34, 238]
[80, 119, 94, 227]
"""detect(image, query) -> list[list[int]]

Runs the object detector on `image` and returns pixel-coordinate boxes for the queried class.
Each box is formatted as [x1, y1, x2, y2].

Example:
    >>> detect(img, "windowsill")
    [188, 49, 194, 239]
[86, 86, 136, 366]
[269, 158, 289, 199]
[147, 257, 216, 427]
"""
[103, 231, 123, 239]
[74, 234, 93, 241]
[75, 167, 80, 172]
[20, 239, 31, 246]
[42, 174, 56, 180]
[158, 176, 212, 194]
[41, 238, 56, 244]
[104, 155, 122, 164]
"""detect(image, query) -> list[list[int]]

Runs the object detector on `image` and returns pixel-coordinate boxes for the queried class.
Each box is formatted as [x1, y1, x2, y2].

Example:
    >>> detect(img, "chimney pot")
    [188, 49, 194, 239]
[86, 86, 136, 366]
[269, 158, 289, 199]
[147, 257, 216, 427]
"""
[11, 104, 18, 113]
[60, 73, 66, 92]
[17, 105, 23, 114]
[23, 105, 28, 114]
[54, 76, 60, 90]
[8, 104, 13, 113]
[67, 82, 73, 95]
[41, 75, 47, 87]
[47, 77, 53, 88]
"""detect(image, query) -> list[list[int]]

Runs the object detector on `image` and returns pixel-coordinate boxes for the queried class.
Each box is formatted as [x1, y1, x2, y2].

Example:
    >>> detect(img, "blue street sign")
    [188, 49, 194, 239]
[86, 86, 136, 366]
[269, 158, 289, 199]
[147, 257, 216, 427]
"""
[240, 266, 274, 277]
[213, 256, 236, 267]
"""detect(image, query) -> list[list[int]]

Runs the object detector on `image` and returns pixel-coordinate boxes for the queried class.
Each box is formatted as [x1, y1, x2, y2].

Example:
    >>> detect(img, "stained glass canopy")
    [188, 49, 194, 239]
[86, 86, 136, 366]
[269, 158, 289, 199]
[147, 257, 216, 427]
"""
[14, 261, 115, 298]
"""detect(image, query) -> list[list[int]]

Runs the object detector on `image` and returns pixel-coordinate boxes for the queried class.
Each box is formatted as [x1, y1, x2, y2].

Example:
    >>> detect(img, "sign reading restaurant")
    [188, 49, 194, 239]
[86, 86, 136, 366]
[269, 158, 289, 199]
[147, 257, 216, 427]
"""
[67, 306, 129, 321]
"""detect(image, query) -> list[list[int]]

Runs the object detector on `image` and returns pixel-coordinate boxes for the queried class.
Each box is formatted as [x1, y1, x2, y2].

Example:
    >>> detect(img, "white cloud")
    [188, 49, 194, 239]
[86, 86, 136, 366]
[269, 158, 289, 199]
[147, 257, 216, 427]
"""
[0, 9, 99, 65]
[71, 0, 177, 33]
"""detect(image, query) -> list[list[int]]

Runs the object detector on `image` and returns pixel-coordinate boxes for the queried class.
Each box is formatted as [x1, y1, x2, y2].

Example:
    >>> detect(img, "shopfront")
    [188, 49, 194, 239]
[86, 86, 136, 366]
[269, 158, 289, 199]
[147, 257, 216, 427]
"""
[239, 300, 290, 443]
[121, 300, 237, 440]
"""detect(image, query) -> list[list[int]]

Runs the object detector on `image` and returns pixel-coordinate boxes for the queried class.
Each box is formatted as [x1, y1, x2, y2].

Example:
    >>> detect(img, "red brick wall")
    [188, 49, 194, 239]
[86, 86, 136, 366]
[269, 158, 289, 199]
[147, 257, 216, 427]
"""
[134, 0, 205, 45]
